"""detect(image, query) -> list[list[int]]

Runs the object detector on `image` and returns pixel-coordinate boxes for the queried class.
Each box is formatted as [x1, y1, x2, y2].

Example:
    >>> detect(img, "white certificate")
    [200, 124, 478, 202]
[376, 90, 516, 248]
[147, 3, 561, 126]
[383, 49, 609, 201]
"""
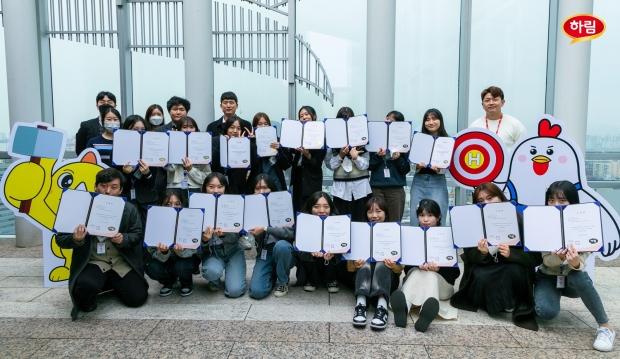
[302, 121, 325, 149]
[399, 226, 426, 266]
[450, 204, 485, 248]
[387, 121, 412, 153]
[426, 227, 458, 267]
[87, 194, 125, 237]
[347, 115, 369, 147]
[482, 202, 521, 246]
[408, 132, 435, 165]
[189, 193, 217, 229]
[143, 206, 177, 247]
[54, 189, 92, 233]
[141, 132, 169, 166]
[323, 215, 351, 254]
[372, 222, 401, 261]
[343, 222, 371, 261]
[563, 203, 603, 252]
[324, 118, 348, 149]
[255, 126, 279, 157]
[187, 132, 212, 165]
[168, 131, 188, 164]
[279, 119, 303, 148]
[112, 129, 141, 166]
[366, 122, 388, 152]
[430, 137, 455, 169]
[219, 135, 228, 168]
[243, 194, 269, 232]
[267, 191, 295, 228]
[294, 213, 323, 252]
[175, 208, 204, 249]
[216, 194, 245, 233]
[227, 137, 251, 168]
[522, 205, 562, 252]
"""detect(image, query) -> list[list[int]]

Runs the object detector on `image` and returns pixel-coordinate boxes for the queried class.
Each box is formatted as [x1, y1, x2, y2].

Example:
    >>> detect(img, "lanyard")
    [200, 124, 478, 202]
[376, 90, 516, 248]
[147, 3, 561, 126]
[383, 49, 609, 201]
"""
[485, 114, 503, 134]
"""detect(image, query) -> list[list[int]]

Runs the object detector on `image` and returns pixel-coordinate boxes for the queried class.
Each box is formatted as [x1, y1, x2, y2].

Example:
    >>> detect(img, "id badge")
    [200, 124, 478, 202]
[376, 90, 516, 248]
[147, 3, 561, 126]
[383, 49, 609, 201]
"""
[383, 167, 391, 178]
[261, 249, 268, 260]
[181, 178, 188, 190]
[97, 242, 106, 255]
[556, 275, 565, 289]
[130, 188, 136, 200]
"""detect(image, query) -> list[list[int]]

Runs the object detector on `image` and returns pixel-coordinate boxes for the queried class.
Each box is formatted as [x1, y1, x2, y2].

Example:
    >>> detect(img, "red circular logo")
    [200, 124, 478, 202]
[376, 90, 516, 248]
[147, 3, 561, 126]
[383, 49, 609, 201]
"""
[449, 131, 504, 187]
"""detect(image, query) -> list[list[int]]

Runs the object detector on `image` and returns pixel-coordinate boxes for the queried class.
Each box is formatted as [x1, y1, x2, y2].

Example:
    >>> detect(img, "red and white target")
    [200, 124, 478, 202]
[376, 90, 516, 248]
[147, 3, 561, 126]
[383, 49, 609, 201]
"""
[449, 131, 505, 188]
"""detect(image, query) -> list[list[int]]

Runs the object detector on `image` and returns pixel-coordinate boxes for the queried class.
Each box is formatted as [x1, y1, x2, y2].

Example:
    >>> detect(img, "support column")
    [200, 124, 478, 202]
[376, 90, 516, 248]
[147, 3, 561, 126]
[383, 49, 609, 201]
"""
[365, 0, 396, 120]
[3, 1, 44, 247]
[183, 0, 214, 129]
[287, 0, 296, 121]
[117, 0, 133, 118]
[552, 0, 593, 154]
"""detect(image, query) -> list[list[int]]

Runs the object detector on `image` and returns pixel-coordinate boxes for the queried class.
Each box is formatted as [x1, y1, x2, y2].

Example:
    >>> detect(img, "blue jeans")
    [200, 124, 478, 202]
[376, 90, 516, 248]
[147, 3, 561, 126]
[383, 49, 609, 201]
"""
[534, 270, 609, 324]
[248, 241, 296, 299]
[201, 244, 247, 298]
[145, 255, 200, 287]
[409, 173, 448, 226]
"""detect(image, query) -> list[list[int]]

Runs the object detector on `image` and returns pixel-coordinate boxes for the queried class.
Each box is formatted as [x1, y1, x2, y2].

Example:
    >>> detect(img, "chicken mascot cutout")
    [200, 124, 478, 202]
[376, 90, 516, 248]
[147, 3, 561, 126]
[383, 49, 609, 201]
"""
[0, 122, 107, 287]
[449, 115, 620, 267]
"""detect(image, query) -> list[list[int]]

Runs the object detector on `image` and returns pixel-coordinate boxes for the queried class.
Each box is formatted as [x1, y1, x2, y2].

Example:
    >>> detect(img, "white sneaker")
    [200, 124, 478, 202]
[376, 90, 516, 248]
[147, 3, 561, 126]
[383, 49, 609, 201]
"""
[593, 327, 616, 352]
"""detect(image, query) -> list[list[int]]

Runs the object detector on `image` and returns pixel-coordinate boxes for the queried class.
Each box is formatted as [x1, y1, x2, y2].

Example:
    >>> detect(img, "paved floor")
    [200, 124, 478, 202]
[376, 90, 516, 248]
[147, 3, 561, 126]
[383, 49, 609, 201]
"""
[0, 239, 618, 358]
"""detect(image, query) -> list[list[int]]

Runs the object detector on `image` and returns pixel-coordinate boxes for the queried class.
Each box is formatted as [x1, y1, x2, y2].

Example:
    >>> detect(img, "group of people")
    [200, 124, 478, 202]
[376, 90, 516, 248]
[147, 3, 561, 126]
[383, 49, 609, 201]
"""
[60, 86, 614, 352]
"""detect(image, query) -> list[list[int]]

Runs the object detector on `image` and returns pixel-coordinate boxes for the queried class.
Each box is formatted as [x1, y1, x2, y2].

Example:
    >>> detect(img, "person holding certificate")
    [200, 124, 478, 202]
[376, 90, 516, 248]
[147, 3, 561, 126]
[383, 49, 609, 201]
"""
[211, 117, 251, 195]
[164, 117, 211, 204]
[86, 104, 122, 167]
[368, 111, 410, 222]
[348, 197, 404, 330]
[119, 115, 159, 228]
[247, 175, 296, 299]
[534, 181, 615, 351]
[391, 199, 460, 332]
[199, 173, 247, 297]
[245, 113, 291, 193]
[55, 168, 147, 320]
[450, 182, 542, 331]
[324, 107, 372, 222]
[289, 106, 326, 213]
[409, 109, 450, 226]
[144, 189, 201, 297]
[294, 192, 341, 293]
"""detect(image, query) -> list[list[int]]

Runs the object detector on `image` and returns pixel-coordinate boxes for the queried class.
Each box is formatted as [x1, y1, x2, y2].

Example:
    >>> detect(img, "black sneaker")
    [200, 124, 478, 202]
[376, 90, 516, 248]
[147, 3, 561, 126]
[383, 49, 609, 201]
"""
[160, 284, 174, 297]
[370, 306, 388, 330]
[352, 304, 367, 327]
[327, 280, 339, 293]
[391, 290, 408, 328]
[415, 297, 439, 332]
[180, 286, 194, 297]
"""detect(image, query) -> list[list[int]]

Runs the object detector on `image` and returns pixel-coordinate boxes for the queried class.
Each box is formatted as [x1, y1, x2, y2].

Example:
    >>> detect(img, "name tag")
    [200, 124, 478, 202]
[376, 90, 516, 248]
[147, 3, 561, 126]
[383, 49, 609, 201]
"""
[97, 242, 106, 255]
[261, 249, 268, 260]
[383, 168, 391, 178]
[181, 178, 188, 190]
[130, 188, 136, 200]
[556, 275, 565, 289]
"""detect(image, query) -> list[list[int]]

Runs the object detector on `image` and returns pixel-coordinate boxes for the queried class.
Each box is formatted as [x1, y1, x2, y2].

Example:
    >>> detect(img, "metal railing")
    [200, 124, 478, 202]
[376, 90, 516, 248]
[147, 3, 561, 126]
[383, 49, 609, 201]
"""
[128, 0, 184, 58]
[47, 0, 118, 47]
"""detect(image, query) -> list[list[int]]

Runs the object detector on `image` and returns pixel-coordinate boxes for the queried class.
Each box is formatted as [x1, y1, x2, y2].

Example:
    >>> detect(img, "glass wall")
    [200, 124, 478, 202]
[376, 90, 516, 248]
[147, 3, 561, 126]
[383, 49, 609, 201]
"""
[0, 15, 10, 148]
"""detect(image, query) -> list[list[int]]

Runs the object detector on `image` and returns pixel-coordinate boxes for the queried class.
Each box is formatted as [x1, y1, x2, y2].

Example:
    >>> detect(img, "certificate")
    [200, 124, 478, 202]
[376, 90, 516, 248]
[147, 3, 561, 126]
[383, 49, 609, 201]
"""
[243, 194, 269, 232]
[563, 203, 603, 252]
[54, 189, 95, 234]
[387, 121, 412, 153]
[372, 222, 401, 261]
[216, 194, 245, 233]
[279, 120, 303, 148]
[399, 226, 426, 266]
[174, 208, 204, 249]
[226, 137, 251, 168]
[294, 213, 323, 252]
[450, 204, 485, 248]
[112, 129, 141, 166]
[86, 194, 126, 237]
[302, 121, 325, 149]
[343, 222, 371, 261]
[347, 115, 369, 147]
[324, 118, 348, 149]
[425, 227, 458, 267]
[429, 137, 455, 169]
[266, 191, 295, 228]
[189, 193, 217, 229]
[521, 205, 562, 252]
[143, 206, 178, 247]
[187, 132, 212, 165]
[482, 202, 521, 246]
[365, 122, 388, 152]
[141, 132, 169, 166]
[408, 132, 435, 165]
[168, 131, 189, 164]
[322, 215, 351, 254]
[219, 135, 228, 168]
[255, 126, 279, 157]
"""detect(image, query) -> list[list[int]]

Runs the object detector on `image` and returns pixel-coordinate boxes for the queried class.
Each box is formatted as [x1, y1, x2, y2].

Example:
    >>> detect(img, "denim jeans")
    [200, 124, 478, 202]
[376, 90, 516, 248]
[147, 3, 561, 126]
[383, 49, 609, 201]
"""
[534, 270, 609, 324]
[409, 173, 448, 226]
[202, 244, 247, 298]
[145, 255, 200, 288]
[355, 262, 394, 303]
[248, 240, 296, 299]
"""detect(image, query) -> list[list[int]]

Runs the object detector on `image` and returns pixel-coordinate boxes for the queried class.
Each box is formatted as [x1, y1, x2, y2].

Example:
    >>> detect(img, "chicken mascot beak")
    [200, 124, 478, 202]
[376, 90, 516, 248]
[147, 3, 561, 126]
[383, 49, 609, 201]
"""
[532, 155, 551, 164]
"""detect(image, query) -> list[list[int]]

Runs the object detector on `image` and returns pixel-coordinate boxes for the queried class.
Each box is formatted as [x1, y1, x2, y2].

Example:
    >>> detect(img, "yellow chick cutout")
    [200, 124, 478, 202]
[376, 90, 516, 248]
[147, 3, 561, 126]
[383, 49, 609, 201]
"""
[0, 122, 106, 286]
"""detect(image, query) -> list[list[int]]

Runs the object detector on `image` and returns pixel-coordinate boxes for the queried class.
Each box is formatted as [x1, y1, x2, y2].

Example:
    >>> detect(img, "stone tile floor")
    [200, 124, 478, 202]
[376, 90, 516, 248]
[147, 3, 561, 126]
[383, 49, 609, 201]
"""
[0, 239, 618, 358]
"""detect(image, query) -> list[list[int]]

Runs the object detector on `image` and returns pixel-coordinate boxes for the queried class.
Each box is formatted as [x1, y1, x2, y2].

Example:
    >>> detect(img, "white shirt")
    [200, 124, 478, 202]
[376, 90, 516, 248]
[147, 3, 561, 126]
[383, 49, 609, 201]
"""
[469, 114, 527, 152]
[324, 150, 372, 201]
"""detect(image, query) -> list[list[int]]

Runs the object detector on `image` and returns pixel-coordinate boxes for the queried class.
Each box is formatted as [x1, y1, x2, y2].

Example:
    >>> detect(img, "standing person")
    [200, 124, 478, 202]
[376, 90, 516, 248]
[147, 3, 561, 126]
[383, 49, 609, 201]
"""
[289, 106, 326, 213]
[154, 96, 191, 132]
[144, 189, 201, 297]
[86, 104, 122, 167]
[409, 109, 450, 226]
[247, 174, 296, 299]
[391, 199, 460, 331]
[55, 168, 148, 320]
[348, 197, 404, 329]
[211, 117, 251, 195]
[200, 173, 247, 297]
[206, 91, 252, 136]
[534, 181, 615, 352]
[144, 104, 166, 132]
[119, 115, 159, 228]
[450, 182, 542, 331]
[469, 86, 527, 152]
[324, 107, 372, 222]
[75, 91, 116, 155]
[368, 110, 410, 222]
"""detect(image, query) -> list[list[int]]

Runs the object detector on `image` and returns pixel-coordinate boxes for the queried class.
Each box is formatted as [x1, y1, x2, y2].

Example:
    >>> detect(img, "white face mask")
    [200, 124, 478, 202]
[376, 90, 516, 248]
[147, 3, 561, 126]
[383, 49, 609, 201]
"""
[104, 122, 121, 133]
[149, 116, 164, 125]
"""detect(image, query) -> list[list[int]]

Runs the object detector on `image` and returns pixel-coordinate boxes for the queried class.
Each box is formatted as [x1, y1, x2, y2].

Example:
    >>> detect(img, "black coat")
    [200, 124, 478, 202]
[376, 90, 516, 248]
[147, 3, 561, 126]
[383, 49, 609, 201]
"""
[289, 148, 326, 196]
[210, 135, 249, 195]
[154, 121, 175, 133]
[245, 138, 291, 194]
[75, 118, 101, 155]
[206, 116, 252, 137]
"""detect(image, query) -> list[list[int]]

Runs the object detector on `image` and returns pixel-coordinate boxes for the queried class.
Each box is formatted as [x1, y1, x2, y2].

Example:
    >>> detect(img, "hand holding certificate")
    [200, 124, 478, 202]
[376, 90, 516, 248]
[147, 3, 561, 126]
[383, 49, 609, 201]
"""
[216, 195, 245, 233]
[112, 130, 169, 167]
[324, 115, 368, 148]
[365, 121, 411, 153]
[450, 202, 520, 248]
[144, 206, 204, 249]
[54, 189, 125, 237]
[409, 132, 455, 169]
[280, 119, 325, 149]
[294, 214, 351, 254]
[255, 126, 279, 157]
[220, 136, 251, 168]
[372, 222, 401, 261]
[168, 131, 212, 165]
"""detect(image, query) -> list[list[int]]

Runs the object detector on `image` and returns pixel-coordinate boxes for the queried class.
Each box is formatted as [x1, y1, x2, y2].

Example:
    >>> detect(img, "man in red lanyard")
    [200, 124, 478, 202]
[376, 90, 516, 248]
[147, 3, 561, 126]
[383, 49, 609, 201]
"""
[469, 86, 528, 152]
